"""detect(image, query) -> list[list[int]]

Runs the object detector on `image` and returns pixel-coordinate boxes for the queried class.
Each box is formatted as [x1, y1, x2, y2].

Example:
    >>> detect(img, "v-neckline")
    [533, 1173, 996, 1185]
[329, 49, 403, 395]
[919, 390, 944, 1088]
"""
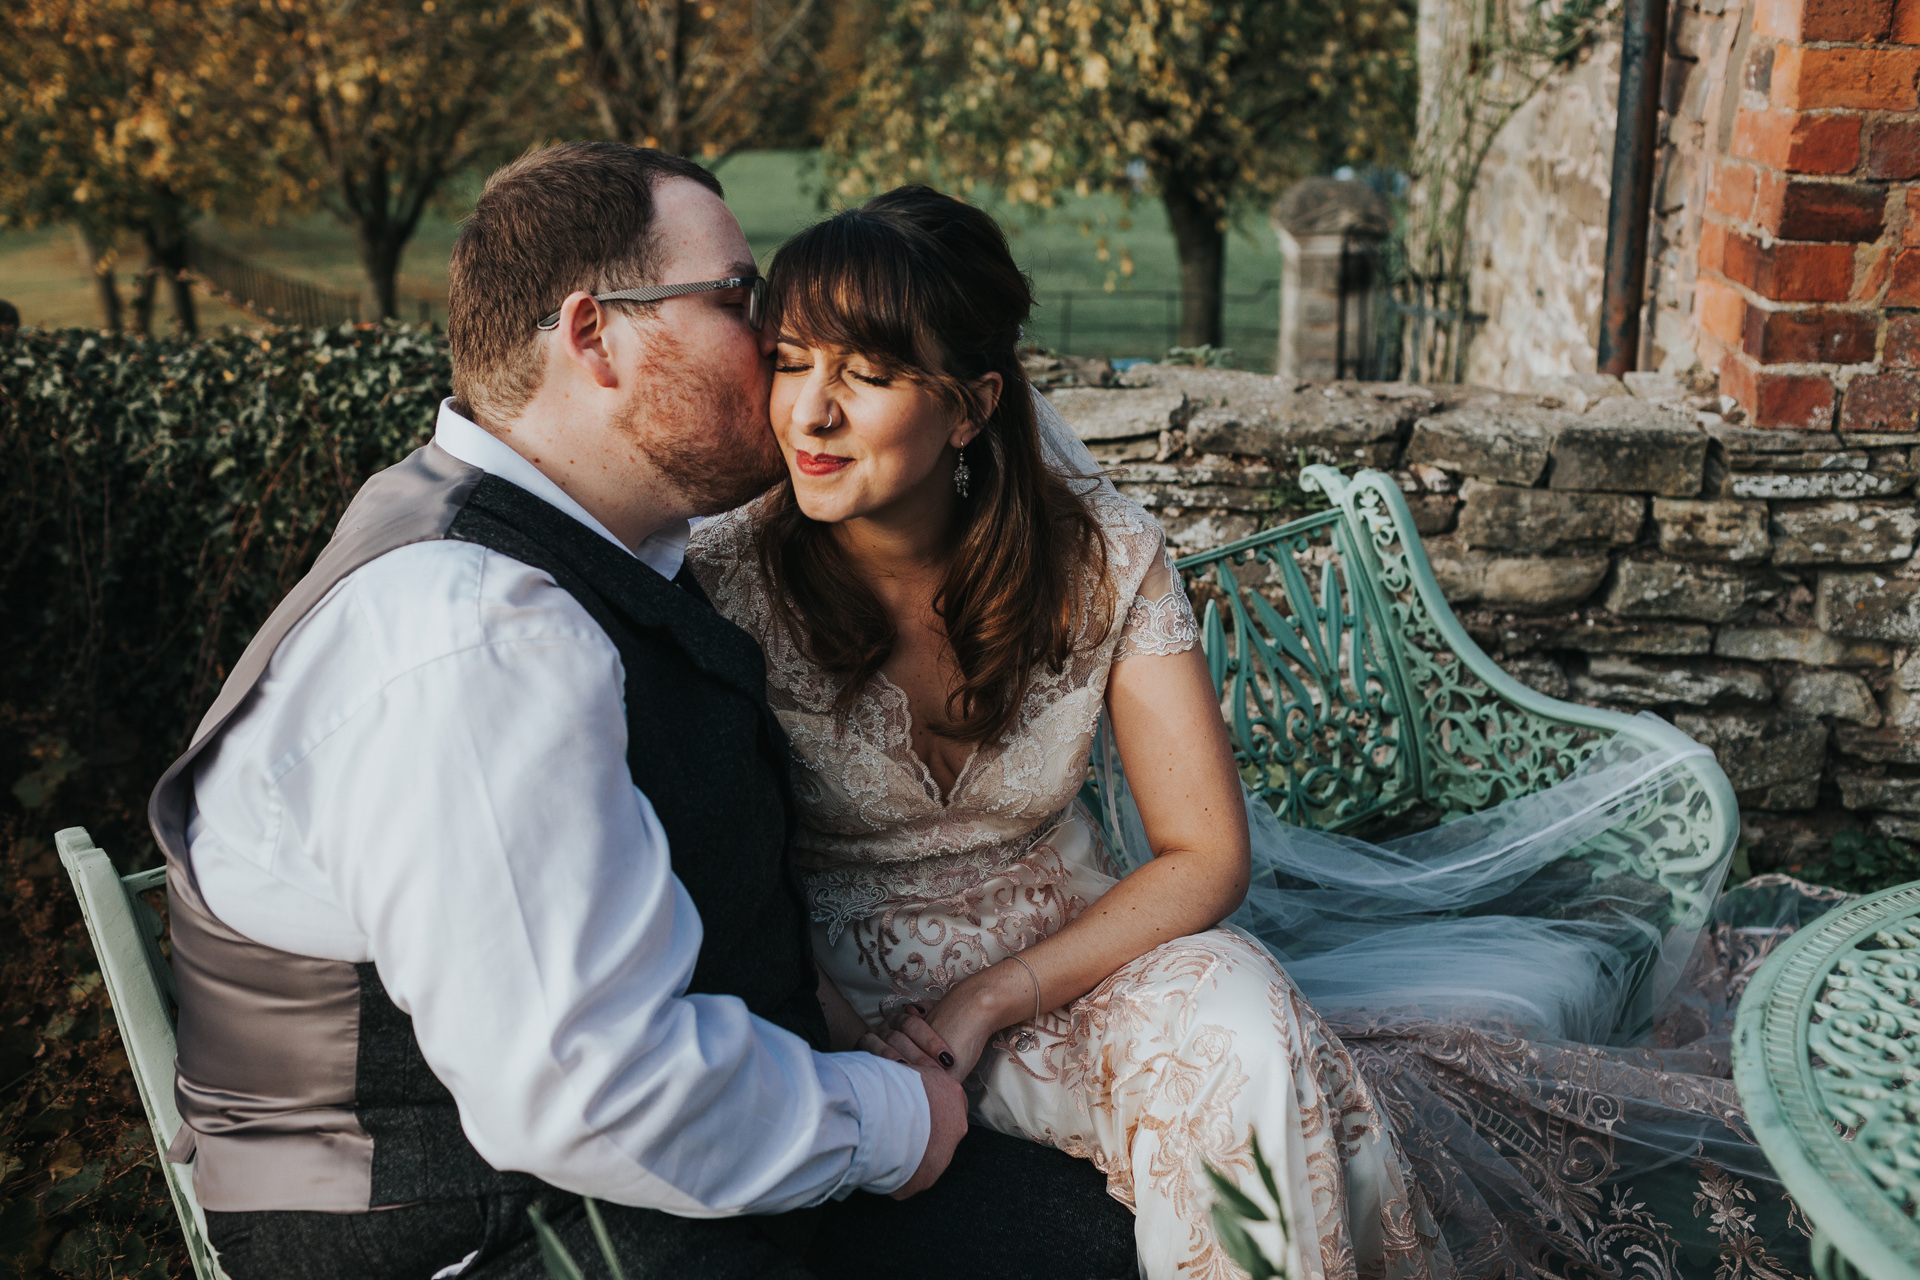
[872, 670, 982, 809]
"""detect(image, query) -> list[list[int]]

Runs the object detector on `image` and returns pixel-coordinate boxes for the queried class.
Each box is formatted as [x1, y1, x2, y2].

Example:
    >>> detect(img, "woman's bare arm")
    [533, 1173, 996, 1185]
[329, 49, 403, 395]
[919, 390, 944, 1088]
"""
[912, 636, 1251, 1076]
[817, 962, 874, 1051]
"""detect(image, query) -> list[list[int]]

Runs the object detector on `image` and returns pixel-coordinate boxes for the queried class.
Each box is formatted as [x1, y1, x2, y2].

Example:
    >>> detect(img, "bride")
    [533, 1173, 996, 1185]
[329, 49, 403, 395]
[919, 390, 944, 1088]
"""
[689, 186, 1812, 1280]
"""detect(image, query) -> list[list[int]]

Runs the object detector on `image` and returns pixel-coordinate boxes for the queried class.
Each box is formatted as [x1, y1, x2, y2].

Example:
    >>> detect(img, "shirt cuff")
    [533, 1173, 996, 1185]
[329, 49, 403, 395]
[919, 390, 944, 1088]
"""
[819, 1051, 930, 1197]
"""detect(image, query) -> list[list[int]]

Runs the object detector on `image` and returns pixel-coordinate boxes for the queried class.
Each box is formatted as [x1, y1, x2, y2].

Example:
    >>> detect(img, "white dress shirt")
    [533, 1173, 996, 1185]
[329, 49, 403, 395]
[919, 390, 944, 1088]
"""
[184, 400, 929, 1216]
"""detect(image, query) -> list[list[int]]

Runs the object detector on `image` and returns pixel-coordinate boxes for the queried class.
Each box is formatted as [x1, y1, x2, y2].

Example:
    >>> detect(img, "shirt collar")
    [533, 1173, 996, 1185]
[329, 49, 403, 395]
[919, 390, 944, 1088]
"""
[432, 399, 689, 582]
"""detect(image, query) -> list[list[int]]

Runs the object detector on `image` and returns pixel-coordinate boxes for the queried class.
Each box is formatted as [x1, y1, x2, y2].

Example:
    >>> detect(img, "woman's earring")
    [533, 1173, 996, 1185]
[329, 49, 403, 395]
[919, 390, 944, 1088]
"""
[953, 446, 972, 499]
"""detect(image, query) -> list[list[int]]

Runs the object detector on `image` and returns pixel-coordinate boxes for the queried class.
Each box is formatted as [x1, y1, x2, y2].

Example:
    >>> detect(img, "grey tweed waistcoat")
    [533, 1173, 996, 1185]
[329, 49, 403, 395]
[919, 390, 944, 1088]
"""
[147, 442, 827, 1213]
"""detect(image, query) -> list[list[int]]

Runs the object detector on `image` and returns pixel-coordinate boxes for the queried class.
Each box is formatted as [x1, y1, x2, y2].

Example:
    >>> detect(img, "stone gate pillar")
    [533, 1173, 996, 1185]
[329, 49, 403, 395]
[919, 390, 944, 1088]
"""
[1272, 177, 1392, 380]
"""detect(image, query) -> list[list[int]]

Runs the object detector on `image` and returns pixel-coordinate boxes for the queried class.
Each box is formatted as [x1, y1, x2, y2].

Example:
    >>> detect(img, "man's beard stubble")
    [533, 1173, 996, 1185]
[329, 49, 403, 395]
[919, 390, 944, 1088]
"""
[617, 323, 785, 515]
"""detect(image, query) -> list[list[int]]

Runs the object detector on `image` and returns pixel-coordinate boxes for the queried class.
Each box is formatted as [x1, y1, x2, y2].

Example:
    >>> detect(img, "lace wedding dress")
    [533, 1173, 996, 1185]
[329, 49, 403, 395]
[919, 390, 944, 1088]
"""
[688, 397, 1821, 1280]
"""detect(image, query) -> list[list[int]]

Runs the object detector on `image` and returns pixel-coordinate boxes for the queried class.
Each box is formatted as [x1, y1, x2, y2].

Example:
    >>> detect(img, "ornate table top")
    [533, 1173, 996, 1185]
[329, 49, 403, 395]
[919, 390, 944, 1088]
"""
[1734, 880, 1920, 1280]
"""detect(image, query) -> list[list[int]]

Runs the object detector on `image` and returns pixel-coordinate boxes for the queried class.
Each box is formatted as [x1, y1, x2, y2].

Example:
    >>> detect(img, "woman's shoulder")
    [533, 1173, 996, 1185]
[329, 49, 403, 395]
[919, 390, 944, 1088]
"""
[1081, 483, 1168, 590]
[686, 495, 776, 627]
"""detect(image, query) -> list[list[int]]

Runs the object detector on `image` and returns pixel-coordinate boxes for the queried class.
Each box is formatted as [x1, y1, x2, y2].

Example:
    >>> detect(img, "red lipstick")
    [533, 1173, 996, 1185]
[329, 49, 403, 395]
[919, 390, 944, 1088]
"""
[795, 451, 854, 476]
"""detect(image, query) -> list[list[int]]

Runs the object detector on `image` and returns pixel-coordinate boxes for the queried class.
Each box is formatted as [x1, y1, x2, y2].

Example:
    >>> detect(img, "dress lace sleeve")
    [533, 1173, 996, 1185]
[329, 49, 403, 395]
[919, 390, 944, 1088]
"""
[1115, 544, 1199, 661]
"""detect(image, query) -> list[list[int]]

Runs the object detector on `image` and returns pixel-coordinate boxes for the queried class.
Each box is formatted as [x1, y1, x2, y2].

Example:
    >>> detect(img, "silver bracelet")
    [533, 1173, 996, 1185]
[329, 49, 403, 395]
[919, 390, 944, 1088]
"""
[1008, 953, 1042, 1051]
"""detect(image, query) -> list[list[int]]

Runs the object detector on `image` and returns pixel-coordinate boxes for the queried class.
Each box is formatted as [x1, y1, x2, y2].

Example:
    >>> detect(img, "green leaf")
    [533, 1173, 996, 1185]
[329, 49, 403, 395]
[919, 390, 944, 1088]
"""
[527, 1203, 586, 1280]
[1204, 1161, 1267, 1223]
[582, 1198, 627, 1280]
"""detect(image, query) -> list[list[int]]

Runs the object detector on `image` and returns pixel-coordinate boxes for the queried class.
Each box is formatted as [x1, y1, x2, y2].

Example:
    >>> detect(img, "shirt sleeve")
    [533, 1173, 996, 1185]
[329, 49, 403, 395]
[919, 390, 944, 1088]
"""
[1115, 544, 1200, 662]
[275, 570, 930, 1216]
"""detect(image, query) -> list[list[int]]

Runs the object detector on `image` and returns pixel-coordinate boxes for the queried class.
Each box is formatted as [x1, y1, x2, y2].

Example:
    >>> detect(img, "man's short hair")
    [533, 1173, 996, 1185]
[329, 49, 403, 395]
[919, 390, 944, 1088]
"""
[448, 142, 724, 421]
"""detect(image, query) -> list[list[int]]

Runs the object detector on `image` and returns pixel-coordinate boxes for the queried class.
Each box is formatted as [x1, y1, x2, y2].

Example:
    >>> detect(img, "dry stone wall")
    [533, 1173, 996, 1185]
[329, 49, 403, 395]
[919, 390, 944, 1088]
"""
[1037, 357, 1920, 872]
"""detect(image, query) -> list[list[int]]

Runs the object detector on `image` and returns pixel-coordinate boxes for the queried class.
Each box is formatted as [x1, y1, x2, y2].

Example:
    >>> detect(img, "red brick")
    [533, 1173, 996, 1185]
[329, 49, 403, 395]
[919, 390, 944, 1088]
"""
[1841, 372, 1920, 431]
[1888, 248, 1920, 303]
[1743, 305, 1880, 363]
[1722, 354, 1839, 429]
[1722, 231, 1858, 300]
[1708, 161, 1760, 221]
[1757, 179, 1887, 241]
[1907, 189, 1920, 244]
[1757, 0, 1894, 39]
[1697, 275, 1749, 345]
[1885, 311, 1920, 365]
[1898, 0, 1920, 42]
[1732, 109, 1862, 174]
[1701, 220, 1731, 275]
[1774, 46, 1920, 112]
[1867, 121, 1920, 179]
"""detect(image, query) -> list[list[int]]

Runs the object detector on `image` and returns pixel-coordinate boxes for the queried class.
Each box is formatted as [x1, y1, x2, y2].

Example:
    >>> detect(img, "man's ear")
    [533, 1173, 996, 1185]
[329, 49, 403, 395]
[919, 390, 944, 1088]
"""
[553, 292, 620, 390]
[949, 371, 1003, 448]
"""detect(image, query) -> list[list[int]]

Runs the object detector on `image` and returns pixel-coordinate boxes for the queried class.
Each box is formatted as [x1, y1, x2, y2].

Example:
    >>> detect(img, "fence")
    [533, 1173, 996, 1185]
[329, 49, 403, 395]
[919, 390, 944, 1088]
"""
[1032, 282, 1280, 370]
[1333, 235, 1484, 384]
[184, 240, 441, 329]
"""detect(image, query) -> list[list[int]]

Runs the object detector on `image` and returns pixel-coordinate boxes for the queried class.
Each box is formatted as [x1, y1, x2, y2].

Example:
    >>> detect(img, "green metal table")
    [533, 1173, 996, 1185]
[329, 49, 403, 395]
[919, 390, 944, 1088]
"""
[1735, 881, 1920, 1280]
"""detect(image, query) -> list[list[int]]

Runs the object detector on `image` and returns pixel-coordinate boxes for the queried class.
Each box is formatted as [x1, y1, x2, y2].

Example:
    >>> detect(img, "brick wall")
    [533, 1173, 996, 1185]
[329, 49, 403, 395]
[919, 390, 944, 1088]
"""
[1694, 0, 1920, 430]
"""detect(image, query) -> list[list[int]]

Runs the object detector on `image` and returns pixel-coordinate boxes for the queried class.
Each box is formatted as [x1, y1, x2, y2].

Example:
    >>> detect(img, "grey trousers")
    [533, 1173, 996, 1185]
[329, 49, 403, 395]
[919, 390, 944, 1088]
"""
[205, 1128, 1140, 1280]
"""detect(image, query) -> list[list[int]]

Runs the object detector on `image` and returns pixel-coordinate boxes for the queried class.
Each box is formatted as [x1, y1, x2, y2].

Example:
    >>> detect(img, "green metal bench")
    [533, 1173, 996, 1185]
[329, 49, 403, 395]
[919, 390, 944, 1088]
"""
[1168, 465, 1737, 945]
[1735, 882, 1920, 1280]
[55, 826, 229, 1280]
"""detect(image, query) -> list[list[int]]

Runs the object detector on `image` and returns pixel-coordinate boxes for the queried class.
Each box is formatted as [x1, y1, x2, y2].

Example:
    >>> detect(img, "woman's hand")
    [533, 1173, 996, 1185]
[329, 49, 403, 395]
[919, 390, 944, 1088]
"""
[884, 960, 1044, 1081]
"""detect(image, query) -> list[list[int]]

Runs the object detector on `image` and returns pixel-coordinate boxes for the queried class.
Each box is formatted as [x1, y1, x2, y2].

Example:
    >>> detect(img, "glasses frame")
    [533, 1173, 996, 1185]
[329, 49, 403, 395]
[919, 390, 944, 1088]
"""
[537, 275, 765, 332]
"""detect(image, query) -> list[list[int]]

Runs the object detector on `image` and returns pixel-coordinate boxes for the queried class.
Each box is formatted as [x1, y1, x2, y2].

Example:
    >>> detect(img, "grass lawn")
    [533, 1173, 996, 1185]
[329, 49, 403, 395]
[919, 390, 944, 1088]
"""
[0, 150, 1285, 369]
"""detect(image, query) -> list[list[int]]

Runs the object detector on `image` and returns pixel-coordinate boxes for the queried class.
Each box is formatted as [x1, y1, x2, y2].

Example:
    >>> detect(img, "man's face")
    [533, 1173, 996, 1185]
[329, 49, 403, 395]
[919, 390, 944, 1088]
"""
[614, 178, 783, 515]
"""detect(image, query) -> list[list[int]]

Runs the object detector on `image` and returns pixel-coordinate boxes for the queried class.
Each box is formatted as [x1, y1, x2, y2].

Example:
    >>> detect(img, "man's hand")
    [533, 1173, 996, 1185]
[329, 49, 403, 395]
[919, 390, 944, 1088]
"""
[855, 1028, 967, 1198]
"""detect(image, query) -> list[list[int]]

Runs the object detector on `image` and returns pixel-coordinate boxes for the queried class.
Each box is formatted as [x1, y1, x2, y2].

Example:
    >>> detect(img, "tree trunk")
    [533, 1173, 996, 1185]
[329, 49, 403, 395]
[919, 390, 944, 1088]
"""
[1161, 179, 1226, 350]
[131, 264, 159, 337]
[359, 232, 404, 320]
[77, 226, 123, 332]
[143, 223, 197, 338]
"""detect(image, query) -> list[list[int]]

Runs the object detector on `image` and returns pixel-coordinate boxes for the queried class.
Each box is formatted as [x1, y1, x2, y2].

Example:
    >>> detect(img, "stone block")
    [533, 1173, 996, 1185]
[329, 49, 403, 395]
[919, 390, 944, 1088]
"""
[1834, 725, 1920, 761]
[1548, 621, 1715, 654]
[1116, 483, 1295, 513]
[1873, 814, 1920, 842]
[1048, 388, 1186, 441]
[1407, 495, 1458, 536]
[1622, 371, 1688, 403]
[1782, 670, 1883, 723]
[1183, 400, 1402, 467]
[1405, 407, 1559, 485]
[1725, 450, 1866, 472]
[1425, 537, 1610, 611]
[1837, 773, 1920, 812]
[1458, 481, 1644, 551]
[1714, 625, 1894, 664]
[1550, 411, 1707, 496]
[1607, 560, 1787, 622]
[1572, 657, 1771, 706]
[1502, 655, 1571, 700]
[1746, 776, 1825, 810]
[1743, 810, 1853, 868]
[1729, 469, 1915, 498]
[1707, 425, 1846, 452]
[1159, 512, 1258, 551]
[1531, 374, 1628, 414]
[1652, 498, 1770, 561]
[1771, 501, 1920, 564]
[1108, 461, 1281, 487]
[1675, 711, 1829, 794]
[1816, 571, 1920, 639]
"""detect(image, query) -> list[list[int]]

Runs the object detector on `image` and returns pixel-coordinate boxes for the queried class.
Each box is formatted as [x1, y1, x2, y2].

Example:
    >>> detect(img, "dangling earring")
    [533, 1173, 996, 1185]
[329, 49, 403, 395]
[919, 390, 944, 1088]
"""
[953, 445, 972, 499]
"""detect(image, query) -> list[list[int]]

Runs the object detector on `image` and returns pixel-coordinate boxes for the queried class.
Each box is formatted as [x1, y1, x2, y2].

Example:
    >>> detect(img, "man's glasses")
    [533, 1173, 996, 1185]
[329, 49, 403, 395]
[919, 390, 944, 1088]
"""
[537, 276, 766, 332]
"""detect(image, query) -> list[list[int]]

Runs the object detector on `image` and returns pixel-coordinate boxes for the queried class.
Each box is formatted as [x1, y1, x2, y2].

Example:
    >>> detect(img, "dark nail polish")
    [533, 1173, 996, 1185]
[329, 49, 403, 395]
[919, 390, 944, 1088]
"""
[910, 1004, 927, 1016]
[938, 1051, 955, 1068]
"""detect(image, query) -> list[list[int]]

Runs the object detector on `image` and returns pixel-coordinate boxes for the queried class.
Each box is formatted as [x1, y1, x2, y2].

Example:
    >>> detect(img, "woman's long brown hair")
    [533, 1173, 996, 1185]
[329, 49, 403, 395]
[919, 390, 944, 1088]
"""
[757, 185, 1111, 745]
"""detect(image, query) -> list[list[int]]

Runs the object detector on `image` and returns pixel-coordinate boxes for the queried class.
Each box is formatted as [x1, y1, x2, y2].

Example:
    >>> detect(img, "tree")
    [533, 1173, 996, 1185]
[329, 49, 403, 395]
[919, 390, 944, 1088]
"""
[233, 0, 565, 319]
[821, 0, 1416, 348]
[0, 0, 281, 333]
[562, 0, 828, 157]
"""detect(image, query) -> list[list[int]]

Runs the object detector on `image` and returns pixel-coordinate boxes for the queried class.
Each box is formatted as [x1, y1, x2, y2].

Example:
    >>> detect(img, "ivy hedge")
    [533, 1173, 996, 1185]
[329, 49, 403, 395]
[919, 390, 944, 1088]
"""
[0, 324, 447, 1278]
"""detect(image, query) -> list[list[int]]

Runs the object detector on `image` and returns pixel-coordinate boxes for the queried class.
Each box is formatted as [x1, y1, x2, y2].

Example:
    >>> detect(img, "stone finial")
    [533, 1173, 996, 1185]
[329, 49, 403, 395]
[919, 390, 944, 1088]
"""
[1269, 178, 1393, 239]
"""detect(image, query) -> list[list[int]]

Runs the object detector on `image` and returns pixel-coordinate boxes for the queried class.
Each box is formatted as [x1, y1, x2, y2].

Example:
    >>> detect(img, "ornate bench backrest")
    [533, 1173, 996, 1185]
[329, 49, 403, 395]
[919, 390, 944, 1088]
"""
[1171, 466, 1739, 940]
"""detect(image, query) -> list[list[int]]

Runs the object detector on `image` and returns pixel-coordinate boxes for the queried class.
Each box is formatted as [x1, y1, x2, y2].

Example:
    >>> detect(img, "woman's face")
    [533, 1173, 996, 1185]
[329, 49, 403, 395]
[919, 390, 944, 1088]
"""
[770, 336, 996, 527]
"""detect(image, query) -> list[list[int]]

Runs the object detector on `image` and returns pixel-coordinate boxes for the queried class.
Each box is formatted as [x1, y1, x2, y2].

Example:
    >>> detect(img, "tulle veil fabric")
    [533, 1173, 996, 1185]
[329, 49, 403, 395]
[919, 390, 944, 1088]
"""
[1031, 388, 1814, 1277]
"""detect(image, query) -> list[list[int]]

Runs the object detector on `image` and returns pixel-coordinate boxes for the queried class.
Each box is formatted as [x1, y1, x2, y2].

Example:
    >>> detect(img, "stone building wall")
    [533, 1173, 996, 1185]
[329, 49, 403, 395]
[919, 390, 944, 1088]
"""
[1038, 360, 1920, 871]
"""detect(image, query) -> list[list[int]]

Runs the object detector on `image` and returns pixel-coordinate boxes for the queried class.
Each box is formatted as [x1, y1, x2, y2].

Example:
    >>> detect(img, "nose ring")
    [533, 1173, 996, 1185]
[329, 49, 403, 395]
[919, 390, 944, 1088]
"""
[825, 405, 837, 430]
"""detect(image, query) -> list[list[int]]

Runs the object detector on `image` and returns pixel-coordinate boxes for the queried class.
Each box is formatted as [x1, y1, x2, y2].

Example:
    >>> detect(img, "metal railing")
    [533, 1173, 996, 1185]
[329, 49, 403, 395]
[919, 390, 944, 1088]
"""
[184, 238, 362, 328]
[1034, 281, 1279, 366]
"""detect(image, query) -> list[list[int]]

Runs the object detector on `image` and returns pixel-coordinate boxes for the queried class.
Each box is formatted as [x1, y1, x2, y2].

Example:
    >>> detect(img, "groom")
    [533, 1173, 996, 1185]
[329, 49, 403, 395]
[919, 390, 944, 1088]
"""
[147, 142, 1135, 1278]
